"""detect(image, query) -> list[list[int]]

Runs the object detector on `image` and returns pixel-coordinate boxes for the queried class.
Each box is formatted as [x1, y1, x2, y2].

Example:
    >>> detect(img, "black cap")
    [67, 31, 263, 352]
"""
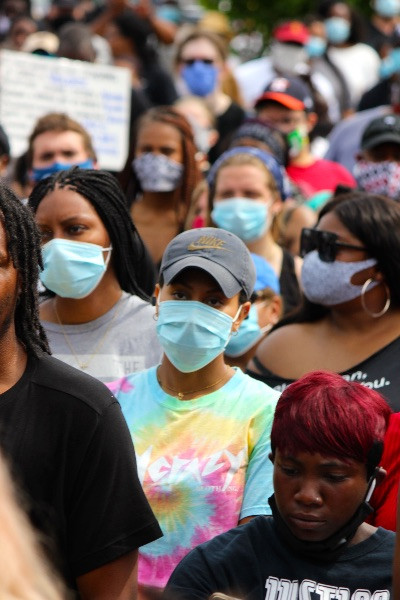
[361, 114, 400, 150]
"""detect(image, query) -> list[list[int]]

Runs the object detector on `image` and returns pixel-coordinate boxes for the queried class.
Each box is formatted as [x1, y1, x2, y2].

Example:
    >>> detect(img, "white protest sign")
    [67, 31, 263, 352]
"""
[0, 49, 132, 171]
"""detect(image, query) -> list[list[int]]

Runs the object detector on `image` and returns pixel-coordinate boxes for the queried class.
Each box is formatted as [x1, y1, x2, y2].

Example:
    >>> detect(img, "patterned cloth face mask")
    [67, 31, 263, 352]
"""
[301, 250, 378, 306]
[353, 159, 400, 201]
[133, 153, 184, 192]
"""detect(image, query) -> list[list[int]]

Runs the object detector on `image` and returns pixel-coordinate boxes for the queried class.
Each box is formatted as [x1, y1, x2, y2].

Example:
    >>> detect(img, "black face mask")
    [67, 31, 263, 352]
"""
[268, 474, 377, 563]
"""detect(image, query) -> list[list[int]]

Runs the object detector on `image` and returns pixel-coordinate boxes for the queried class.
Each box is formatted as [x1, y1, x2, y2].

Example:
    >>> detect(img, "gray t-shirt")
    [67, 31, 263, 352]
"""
[42, 292, 162, 382]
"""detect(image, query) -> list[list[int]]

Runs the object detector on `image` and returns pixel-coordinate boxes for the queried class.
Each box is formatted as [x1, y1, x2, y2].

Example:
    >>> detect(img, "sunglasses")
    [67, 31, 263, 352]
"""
[300, 228, 368, 262]
[181, 58, 214, 66]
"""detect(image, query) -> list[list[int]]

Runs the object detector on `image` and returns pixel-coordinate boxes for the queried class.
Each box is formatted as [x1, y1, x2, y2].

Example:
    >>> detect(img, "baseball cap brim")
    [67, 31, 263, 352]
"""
[255, 92, 305, 111]
[361, 132, 400, 150]
[162, 256, 243, 298]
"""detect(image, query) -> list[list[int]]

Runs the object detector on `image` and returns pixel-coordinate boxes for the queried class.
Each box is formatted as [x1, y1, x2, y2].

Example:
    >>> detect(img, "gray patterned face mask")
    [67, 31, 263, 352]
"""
[133, 153, 184, 192]
[301, 250, 378, 306]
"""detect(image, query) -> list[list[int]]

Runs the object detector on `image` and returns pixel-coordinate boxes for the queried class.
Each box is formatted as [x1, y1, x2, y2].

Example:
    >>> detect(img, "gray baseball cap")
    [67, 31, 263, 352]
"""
[160, 228, 256, 299]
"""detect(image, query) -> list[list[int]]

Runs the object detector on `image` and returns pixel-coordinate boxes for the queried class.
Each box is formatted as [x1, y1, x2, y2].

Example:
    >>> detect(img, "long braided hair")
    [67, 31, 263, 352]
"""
[0, 183, 50, 356]
[28, 168, 151, 300]
[118, 106, 202, 231]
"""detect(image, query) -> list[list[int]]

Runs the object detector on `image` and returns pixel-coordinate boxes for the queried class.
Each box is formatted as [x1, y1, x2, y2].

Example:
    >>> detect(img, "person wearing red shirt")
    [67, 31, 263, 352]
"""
[255, 75, 356, 198]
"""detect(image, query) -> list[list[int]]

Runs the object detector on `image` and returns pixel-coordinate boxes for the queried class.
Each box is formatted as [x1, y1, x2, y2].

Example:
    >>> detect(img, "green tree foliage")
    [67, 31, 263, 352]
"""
[200, 0, 372, 42]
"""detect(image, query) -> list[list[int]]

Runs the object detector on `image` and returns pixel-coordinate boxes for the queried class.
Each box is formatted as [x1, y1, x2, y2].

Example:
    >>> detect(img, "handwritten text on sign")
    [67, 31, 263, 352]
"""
[0, 50, 131, 171]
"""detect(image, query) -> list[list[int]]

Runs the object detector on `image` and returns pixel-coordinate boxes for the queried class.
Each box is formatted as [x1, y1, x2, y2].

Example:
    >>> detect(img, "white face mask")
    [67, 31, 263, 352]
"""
[270, 42, 310, 76]
[301, 250, 378, 306]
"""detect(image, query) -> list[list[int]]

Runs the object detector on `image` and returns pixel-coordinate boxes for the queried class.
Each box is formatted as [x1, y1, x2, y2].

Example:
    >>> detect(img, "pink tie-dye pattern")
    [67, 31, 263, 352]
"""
[107, 376, 134, 395]
[139, 485, 242, 587]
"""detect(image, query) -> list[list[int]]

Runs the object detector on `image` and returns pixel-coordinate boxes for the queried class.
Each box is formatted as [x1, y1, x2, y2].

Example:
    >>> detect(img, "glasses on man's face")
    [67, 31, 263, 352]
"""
[181, 58, 214, 66]
[300, 228, 368, 263]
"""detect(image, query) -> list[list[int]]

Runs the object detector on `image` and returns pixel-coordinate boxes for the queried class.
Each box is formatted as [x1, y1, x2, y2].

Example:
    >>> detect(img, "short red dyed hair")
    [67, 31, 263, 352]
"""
[271, 371, 391, 473]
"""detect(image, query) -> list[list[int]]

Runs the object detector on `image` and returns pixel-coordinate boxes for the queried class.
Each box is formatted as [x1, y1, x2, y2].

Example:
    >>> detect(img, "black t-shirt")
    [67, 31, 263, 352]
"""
[166, 516, 394, 600]
[365, 20, 396, 56]
[0, 353, 162, 592]
[247, 335, 400, 411]
[208, 101, 246, 164]
[358, 78, 390, 112]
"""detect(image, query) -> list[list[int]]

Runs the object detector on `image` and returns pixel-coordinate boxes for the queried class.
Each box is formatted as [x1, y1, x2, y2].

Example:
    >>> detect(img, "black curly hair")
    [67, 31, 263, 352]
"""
[0, 183, 49, 356]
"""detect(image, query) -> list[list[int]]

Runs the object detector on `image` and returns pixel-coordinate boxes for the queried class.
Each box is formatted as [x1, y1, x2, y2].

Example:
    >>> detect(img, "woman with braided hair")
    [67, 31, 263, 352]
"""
[28, 167, 162, 383]
[119, 105, 202, 266]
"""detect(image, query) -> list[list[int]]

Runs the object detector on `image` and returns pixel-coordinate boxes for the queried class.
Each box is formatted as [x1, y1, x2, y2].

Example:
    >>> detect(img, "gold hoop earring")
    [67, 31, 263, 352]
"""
[153, 312, 158, 321]
[361, 279, 390, 318]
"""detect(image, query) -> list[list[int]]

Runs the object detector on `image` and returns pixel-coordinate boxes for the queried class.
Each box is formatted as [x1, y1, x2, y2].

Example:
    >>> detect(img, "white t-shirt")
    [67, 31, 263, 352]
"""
[327, 43, 381, 108]
[42, 292, 162, 382]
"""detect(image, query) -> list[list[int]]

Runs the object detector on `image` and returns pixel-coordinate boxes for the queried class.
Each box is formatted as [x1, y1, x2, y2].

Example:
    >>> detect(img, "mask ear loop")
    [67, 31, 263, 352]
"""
[260, 323, 273, 335]
[153, 294, 160, 321]
[103, 244, 113, 268]
[229, 304, 245, 338]
[365, 473, 377, 503]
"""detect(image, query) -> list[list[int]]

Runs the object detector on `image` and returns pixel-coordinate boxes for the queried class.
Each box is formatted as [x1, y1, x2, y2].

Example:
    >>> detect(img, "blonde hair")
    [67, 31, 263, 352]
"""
[0, 454, 64, 600]
[211, 153, 280, 204]
[174, 28, 228, 67]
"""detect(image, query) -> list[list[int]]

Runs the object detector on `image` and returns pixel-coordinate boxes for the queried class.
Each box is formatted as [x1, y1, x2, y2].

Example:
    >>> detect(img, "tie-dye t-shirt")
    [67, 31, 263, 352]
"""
[108, 366, 279, 589]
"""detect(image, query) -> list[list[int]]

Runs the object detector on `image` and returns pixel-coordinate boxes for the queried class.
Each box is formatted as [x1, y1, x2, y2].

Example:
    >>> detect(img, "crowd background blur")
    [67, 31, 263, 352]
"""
[2, 0, 400, 593]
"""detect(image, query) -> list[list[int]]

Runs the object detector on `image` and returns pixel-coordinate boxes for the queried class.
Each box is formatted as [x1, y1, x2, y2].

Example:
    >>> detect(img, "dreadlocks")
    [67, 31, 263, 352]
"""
[0, 183, 50, 356]
[28, 167, 150, 300]
[118, 106, 202, 229]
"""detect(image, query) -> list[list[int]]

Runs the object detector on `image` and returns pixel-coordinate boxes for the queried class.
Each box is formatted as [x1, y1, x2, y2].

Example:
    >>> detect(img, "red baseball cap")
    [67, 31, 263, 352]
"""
[272, 21, 309, 45]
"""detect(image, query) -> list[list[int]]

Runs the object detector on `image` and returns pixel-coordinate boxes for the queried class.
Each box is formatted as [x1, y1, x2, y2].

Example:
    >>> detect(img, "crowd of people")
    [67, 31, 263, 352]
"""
[1, 0, 400, 598]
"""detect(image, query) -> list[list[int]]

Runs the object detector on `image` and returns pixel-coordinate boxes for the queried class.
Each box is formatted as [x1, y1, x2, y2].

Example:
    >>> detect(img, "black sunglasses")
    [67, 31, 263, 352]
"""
[300, 228, 368, 263]
[181, 58, 214, 66]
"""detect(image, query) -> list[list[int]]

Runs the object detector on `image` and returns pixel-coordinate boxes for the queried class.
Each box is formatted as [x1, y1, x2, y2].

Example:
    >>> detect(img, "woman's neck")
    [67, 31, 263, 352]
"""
[140, 191, 177, 211]
[157, 355, 235, 401]
[41, 278, 123, 325]
[204, 89, 231, 116]
[328, 304, 400, 335]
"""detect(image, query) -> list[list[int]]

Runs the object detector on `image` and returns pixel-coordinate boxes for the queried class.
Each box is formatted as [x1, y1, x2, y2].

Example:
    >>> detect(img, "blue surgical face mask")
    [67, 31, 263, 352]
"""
[225, 304, 272, 357]
[156, 300, 242, 373]
[374, 0, 400, 17]
[40, 238, 112, 299]
[133, 153, 183, 192]
[181, 60, 218, 97]
[306, 36, 327, 58]
[301, 250, 378, 306]
[32, 159, 94, 183]
[324, 17, 351, 45]
[156, 4, 181, 23]
[211, 198, 269, 243]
